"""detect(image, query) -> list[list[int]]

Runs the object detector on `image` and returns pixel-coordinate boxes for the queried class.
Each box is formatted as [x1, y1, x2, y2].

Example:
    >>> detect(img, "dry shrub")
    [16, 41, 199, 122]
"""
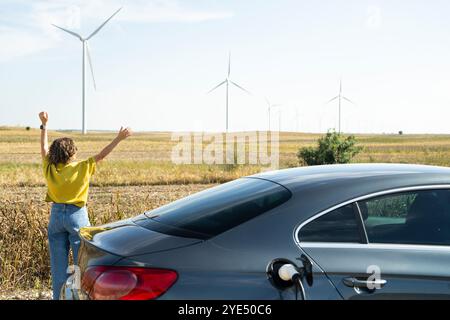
[0, 198, 50, 289]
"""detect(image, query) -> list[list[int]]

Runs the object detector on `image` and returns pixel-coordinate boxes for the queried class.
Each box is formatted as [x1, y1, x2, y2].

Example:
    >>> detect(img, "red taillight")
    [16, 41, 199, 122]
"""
[81, 266, 178, 300]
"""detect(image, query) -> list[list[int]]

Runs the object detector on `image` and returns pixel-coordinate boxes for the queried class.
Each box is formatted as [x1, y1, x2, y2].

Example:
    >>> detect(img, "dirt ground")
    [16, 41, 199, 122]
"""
[0, 289, 52, 300]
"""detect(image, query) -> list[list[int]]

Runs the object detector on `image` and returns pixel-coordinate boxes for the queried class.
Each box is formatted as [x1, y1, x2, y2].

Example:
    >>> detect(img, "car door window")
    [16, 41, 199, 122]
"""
[358, 189, 450, 245]
[298, 204, 364, 243]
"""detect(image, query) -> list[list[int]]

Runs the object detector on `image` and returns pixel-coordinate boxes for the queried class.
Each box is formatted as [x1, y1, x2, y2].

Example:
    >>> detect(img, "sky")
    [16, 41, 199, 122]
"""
[2, 0, 450, 133]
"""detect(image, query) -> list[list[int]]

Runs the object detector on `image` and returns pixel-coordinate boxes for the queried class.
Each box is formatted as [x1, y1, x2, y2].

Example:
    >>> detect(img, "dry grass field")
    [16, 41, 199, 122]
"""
[2, 126, 450, 295]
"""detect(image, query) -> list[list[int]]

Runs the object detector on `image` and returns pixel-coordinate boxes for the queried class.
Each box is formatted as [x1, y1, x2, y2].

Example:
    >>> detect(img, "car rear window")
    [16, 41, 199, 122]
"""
[136, 178, 291, 239]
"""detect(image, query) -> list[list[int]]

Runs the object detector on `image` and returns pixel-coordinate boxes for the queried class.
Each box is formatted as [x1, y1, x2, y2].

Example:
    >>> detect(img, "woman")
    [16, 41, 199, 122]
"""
[39, 111, 132, 299]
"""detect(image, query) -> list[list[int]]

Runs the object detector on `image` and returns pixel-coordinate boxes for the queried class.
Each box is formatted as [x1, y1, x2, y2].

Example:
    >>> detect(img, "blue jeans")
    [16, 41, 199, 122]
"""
[48, 203, 90, 300]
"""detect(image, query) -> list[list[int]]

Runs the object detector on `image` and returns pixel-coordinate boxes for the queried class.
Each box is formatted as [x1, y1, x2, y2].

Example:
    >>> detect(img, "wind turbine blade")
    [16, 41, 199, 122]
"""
[52, 24, 83, 40]
[326, 96, 339, 104]
[86, 42, 97, 90]
[86, 7, 122, 40]
[230, 80, 251, 95]
[342, 96, 355, 104]
[207, 80, 227, 93]
[227, 52, 231, 78]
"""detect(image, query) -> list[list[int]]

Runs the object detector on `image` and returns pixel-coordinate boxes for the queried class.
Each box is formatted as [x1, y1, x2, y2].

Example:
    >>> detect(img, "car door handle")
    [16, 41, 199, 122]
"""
[343, 277, 387, 289]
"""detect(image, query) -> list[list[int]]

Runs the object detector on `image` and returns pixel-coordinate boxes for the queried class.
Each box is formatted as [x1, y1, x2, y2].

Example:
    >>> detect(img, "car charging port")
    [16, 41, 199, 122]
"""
[267, 255, 313, 300]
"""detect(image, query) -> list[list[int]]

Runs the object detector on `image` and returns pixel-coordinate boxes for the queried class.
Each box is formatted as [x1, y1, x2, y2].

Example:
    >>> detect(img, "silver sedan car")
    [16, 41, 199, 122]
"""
[62, 164, 450, 300]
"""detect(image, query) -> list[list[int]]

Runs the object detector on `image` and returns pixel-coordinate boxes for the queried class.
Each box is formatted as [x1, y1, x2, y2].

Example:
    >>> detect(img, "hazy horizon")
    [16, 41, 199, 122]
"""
[5, 125, 450, 136]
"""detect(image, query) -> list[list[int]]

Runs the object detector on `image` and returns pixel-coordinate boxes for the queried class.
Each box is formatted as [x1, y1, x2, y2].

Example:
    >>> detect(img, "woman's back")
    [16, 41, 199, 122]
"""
[43, 156, 96, 207]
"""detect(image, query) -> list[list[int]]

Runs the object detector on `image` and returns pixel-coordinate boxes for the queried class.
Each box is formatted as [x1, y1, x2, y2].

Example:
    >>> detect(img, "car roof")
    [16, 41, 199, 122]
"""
[250, 163, 450, 194]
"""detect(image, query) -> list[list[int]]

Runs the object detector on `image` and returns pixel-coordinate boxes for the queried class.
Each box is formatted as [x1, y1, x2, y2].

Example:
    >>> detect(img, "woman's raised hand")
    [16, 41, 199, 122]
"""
[117, 126, 132, 141]
[39, 111, 48, 125]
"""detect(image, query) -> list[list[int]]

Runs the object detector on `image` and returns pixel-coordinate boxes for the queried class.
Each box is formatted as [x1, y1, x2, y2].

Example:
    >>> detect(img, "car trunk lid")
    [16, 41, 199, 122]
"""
[78, 217, 202, 258]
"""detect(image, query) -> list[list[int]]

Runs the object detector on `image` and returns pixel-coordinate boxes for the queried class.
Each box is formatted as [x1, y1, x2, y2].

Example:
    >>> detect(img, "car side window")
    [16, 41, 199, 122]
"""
[298, 204, 364, 243]
[358, 189, 450, 246]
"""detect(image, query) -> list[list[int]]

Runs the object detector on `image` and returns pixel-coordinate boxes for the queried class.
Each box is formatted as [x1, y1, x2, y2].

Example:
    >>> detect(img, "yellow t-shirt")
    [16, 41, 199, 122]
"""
[43, 156, 96, 207]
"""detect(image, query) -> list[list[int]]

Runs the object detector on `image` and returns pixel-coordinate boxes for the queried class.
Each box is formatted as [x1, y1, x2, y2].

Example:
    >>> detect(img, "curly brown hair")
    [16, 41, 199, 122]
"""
[48, 137, 78, 166]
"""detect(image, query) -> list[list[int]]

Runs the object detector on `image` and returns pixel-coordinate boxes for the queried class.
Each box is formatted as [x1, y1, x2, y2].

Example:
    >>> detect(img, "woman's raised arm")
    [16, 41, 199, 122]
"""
[94, 126, 132, 162]
[39, 111, 49, 158]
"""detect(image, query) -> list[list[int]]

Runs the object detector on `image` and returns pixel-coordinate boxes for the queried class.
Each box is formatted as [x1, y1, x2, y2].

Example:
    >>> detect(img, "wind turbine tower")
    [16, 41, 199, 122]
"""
[53, 8, 122, 134]
[208, 52, 251, 132]
[327, 78, 355, 133]
[265, 98, 281, 132]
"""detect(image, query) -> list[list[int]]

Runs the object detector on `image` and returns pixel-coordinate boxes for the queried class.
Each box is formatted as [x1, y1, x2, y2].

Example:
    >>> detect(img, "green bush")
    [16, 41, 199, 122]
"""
[297, 130, 362, 165]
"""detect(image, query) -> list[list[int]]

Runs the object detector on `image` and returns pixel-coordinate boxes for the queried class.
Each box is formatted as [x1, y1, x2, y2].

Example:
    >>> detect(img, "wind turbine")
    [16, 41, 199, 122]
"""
[52, 7, 122, 134]
[265, 98, 281, 131]
[208, 52, 251, 132]
[327, 78, 355, 133]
